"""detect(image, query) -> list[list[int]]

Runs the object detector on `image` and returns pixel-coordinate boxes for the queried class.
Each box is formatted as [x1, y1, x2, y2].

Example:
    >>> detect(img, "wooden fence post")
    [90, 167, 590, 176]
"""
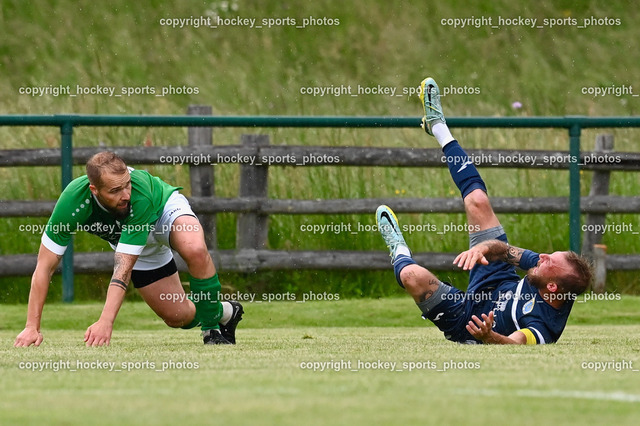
[582, 134, 614, 259]
[592, 244, 607, 293]
[188, 105, 216, 249]
[236, 134, 269, 249]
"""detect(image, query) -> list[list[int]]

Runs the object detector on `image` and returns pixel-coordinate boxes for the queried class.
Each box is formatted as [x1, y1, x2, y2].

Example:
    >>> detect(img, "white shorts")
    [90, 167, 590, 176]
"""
[131, 192, 197, 271]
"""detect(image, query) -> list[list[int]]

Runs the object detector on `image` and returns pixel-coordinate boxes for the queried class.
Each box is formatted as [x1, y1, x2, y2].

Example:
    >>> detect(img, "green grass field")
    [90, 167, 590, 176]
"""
[2, 298, 640, 425]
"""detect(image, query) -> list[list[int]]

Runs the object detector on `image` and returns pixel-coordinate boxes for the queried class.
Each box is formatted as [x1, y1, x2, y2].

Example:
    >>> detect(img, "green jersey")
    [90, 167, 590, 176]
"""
[42, 168, 180, 256]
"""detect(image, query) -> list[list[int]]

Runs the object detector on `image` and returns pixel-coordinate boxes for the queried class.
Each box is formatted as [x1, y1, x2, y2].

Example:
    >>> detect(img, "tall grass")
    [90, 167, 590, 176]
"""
[1, 0, 639, 301]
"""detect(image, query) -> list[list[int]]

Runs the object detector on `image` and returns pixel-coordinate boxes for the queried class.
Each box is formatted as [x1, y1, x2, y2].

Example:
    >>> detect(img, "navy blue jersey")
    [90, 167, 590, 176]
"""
[483, 277, 574, 344]
[471, 251, 574, 344]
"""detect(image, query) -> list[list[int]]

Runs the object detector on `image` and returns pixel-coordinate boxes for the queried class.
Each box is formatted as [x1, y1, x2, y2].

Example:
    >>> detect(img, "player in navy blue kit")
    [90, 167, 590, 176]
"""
[376, 77, 593, 344]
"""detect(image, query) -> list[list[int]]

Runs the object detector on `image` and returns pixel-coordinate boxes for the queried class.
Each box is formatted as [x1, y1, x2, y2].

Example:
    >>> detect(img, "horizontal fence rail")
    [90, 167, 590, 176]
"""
[1, 113, 640, 301]
[3, 146, 640, 170]
[4, 196, 640, 218]
[1, 250, 638, 277]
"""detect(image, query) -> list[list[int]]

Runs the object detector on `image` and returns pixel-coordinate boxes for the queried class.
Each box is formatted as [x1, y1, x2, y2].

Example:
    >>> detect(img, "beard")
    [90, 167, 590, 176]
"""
[527, 272, 548, 290]
[106, 201, 131, 220]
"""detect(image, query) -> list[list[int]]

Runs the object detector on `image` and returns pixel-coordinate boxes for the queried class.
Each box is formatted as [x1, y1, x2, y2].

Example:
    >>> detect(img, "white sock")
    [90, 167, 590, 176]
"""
[394, 245, 412, 259]
[432, 122, 455, 148]
[220, 301, 233, 325]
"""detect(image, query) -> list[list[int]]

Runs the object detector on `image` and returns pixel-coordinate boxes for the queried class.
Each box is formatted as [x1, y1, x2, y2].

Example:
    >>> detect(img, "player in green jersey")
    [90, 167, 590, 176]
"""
[14, 151, 242, 346]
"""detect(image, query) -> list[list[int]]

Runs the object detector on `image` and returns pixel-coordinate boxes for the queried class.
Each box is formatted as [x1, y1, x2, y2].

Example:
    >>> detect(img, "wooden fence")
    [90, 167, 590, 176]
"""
[2, 110, 640, 294]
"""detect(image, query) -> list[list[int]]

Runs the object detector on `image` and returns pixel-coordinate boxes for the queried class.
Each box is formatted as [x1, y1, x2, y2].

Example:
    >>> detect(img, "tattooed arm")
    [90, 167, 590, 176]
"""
[84, 252, 138, 347]
[453, 240, 527, 271]
[482, 240, 525, 265]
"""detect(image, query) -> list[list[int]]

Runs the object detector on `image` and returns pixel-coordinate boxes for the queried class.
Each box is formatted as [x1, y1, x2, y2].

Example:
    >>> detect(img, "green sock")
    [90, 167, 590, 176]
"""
[189, 274, 223, 331]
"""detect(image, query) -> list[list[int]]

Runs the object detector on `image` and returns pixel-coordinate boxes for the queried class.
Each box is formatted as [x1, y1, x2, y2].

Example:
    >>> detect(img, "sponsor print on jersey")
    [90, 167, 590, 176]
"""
[494, 290, 512, 312]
